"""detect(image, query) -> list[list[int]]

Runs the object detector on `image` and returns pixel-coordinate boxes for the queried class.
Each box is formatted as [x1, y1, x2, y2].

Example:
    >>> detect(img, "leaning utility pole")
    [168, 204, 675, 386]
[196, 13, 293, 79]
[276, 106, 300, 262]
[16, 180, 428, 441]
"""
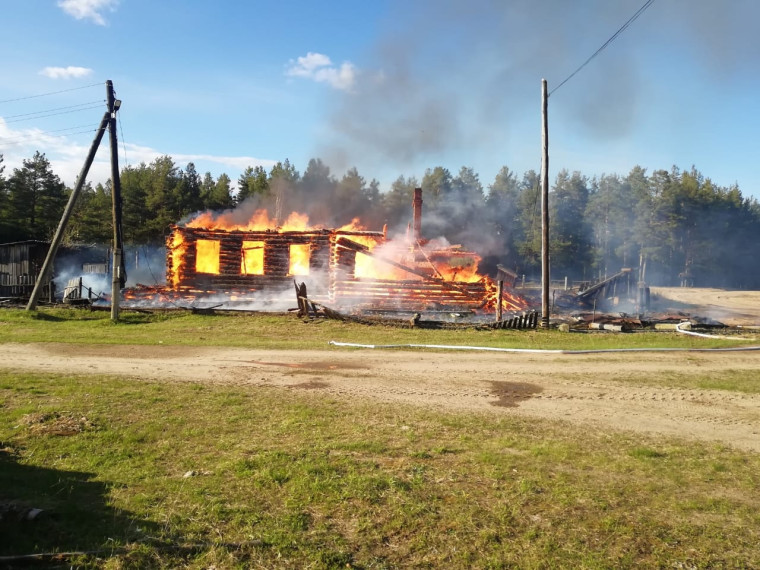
[540, 79, 550, 329]
[25, 109, 111, 311]
[106, 80, 125, 321]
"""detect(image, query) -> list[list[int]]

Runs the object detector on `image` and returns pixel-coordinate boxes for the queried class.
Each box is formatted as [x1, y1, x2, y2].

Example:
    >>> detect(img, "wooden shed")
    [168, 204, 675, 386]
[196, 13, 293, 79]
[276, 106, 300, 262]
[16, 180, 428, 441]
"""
[0, 241, 55, 300]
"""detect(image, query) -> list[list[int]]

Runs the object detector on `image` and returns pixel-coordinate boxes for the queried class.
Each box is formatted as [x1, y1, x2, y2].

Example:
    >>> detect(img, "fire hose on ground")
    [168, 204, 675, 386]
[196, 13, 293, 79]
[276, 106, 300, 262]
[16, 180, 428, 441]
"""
[329, 322, 760, 354]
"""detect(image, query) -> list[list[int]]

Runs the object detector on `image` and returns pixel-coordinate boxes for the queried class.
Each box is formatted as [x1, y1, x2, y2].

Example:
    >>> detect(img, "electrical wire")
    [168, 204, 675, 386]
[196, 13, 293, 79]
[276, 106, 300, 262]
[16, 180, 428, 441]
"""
[114, 89, 129, 166]
[3, 103, 104, 124]
[0, 123, 100, 143]
[118, 114, 128, 166]
[0, 82, 103, 105]
[2, 100, 104, 120]
[0, 127, 101, 148]
[550, 0, 656, 96]
[526, 165, 542, 258]
[140, 247, 160, 286]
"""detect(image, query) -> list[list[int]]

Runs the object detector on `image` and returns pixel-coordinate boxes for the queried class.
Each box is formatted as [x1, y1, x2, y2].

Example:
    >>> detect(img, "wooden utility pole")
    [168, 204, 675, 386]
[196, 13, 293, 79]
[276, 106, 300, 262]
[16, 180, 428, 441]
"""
[25, 110, 111, 311]
[107, 80, 125, 321]
[496, 280, 504, 322]
[540, 79, 550, 329]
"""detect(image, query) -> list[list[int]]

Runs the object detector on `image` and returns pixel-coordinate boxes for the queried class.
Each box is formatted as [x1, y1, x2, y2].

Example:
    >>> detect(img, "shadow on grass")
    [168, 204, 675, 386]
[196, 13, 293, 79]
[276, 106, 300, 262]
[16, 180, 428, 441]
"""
[28, 311, 69, 322]
[0, 446, 158, 558]
[29, 309, 104, 323]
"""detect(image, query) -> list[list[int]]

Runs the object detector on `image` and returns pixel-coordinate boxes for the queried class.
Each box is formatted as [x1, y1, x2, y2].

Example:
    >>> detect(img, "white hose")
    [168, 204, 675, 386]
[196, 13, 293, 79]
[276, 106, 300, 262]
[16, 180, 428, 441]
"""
[329, 341, 562, 353]
[328, 341, 760, 354]
[674, 321, 754, 340]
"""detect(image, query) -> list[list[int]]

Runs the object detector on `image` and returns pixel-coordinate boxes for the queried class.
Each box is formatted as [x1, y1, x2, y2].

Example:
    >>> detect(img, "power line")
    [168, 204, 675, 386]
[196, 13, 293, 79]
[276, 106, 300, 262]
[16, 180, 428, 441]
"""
[114, 88, 129, 166]
[0, 123, 101, 144]
[550, 0, 656, 96]
[3, 100, 104, 120]
[3, 103, 104, 124]
[0, 127, 102, 148]
[0, 82, 103, 105]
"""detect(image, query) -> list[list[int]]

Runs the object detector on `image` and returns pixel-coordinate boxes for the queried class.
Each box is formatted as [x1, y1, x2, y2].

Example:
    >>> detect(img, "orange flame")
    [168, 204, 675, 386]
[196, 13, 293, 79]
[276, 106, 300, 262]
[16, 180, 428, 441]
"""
[289, 244, 310, 275]
[168, 231, 187, 288]
[481, 277, 530, 312]
[196, 239, 221, 274]
[430, 253, 482, 283]
[241, 240, 265, 275]
[186, 208, 312, 231]
[336, 217, 364, 232]
[168, 208, 532, 314]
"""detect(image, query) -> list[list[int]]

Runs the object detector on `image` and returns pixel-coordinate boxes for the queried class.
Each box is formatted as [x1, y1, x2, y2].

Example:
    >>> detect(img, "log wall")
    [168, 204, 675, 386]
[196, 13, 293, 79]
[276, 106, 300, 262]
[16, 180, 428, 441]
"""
[166, 226, 494, 311]
[330, 278, 488, 310]
[167, 227, 384, 295]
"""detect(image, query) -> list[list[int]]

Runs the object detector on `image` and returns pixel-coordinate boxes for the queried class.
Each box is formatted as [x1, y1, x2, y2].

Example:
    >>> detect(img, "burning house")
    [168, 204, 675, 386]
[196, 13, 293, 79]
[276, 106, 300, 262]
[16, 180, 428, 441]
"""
[155, 188, 529, 316]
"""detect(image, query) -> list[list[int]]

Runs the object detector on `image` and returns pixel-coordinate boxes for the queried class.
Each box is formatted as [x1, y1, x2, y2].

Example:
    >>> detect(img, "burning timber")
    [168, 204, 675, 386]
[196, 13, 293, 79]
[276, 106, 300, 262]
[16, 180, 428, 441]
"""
[164, 225, 525, 315]
[156, 189, 530, 318]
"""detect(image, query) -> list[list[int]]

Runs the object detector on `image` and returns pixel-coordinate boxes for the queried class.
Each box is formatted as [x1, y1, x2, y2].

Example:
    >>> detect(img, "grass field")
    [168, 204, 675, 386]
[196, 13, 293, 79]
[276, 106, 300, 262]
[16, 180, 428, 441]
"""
[1, 306, 754, 350]
[1, 308, 759, 568]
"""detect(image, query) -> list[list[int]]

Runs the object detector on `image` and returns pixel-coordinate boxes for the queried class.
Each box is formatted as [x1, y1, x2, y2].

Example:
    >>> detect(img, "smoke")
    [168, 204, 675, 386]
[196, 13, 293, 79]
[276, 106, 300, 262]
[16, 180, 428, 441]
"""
[321, 0, 581, 169]
[120, 269, 334, 313]
[119, 283, 303, 312]
[125, 245, 167, 287]
[52, 244, 167, 303]
[53, 267, 111, 302]
[319, 0, 759, 171]
[156, 0, 760, 296]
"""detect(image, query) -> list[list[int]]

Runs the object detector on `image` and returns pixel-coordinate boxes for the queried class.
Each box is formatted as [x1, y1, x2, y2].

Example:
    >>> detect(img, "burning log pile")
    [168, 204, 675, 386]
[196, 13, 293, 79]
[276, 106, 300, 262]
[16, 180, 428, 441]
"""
[329, 236, 493, 311]
[155, 188, 531, 318]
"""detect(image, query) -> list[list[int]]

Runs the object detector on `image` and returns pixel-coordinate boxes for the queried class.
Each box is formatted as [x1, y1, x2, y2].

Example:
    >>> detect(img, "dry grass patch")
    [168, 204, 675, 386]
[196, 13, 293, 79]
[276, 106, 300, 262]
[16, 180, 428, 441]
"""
[17, 411, 96, 436]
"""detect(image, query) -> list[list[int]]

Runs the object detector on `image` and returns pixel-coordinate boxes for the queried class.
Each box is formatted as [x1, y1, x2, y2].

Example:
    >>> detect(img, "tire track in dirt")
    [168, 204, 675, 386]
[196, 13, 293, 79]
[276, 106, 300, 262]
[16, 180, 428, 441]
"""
[1, 342, 759, 452]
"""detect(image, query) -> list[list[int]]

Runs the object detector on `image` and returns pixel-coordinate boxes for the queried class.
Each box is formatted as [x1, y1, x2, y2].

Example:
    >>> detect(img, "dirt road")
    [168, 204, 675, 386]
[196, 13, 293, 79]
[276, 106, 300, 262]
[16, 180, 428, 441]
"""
[650, 286, 760, 326]
[3, 341, 759, 452]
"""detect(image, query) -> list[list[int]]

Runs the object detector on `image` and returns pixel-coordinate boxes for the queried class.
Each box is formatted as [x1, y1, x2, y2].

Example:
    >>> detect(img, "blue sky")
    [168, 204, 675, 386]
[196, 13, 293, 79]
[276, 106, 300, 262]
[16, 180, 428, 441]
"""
[1, 0, 759, 200]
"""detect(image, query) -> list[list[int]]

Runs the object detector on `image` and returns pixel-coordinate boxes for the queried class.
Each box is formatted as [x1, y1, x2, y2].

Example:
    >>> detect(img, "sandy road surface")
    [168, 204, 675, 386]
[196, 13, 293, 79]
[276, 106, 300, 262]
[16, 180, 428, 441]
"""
[650, 287, 760, 326]
[2, 341, 760, 452]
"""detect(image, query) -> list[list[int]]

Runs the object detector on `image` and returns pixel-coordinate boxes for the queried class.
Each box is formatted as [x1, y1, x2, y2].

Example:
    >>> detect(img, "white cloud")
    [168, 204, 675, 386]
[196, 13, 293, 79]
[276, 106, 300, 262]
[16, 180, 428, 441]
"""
[39, 66, 94, 80]
[286, 52, 357, 92]
[57, 0, 119, 26]
[0, 119, 276, 192]
[287, 53, 333, 77]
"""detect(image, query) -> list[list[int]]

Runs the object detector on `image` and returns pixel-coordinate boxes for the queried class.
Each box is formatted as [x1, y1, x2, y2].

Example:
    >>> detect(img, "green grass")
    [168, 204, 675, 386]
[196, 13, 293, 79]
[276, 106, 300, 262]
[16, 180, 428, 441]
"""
[1, 371, 759, 568]
[2, 308, 760, 567]
[1, 306, 754, 350]
[624, 368, 760, 394]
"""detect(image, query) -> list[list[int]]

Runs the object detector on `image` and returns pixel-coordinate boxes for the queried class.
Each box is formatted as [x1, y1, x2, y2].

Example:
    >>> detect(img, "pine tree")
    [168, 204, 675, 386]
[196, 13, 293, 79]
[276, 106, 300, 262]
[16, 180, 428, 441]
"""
[7, 152, 67, 241]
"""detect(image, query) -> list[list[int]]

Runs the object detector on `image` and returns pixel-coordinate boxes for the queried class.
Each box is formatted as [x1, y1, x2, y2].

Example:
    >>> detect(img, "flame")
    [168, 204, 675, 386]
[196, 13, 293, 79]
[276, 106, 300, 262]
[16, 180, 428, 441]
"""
[335, 218, 400, 279]
[481, 277, 530, 312]
[430, 253, 482, 283]
[186, 208, 312, 231]
[196, 239, 221, 274]
[241, 240, 265, 275]
[168, 231, 187, 288]
[166, 207, 532, 315]
[355, 251, 412, 280]
[289, 244, 310, 275]
[355, 241, 418, 280]
[280, 212, 311, 231]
